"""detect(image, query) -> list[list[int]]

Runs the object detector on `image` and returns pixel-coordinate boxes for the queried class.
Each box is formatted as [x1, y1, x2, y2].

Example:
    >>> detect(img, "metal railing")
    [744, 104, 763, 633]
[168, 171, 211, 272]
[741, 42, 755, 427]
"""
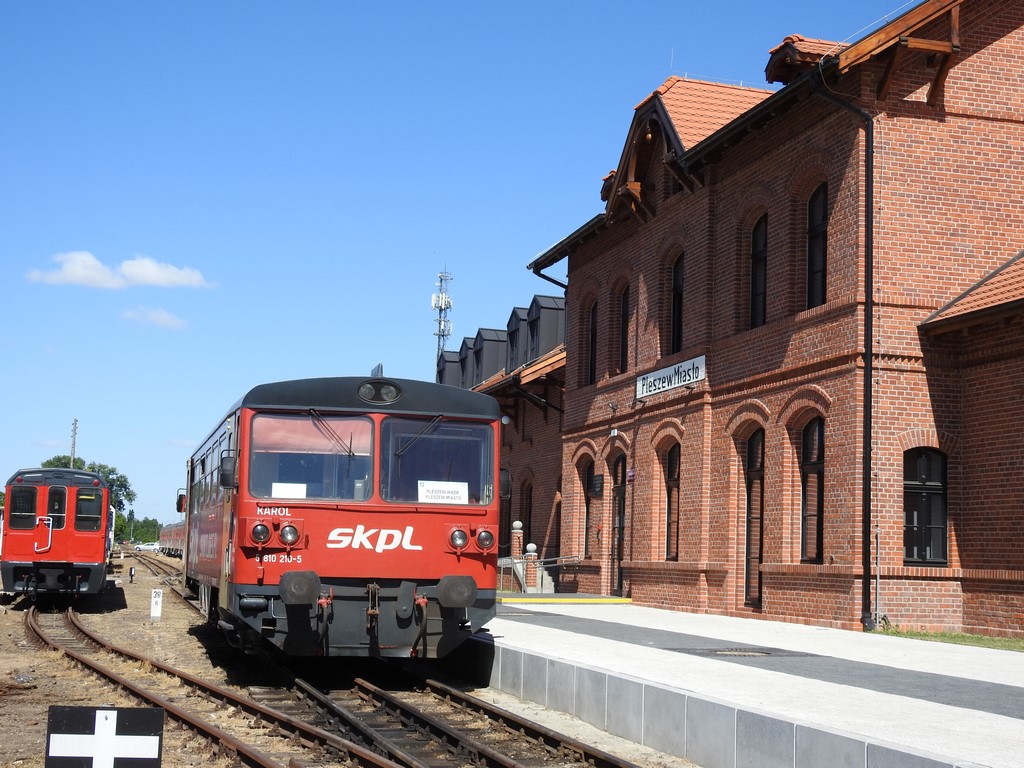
[498, 554, 581, 593]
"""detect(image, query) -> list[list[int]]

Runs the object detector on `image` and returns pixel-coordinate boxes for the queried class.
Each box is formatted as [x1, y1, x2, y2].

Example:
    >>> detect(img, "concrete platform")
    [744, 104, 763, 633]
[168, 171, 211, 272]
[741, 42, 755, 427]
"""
[465, 598, 1024, 768]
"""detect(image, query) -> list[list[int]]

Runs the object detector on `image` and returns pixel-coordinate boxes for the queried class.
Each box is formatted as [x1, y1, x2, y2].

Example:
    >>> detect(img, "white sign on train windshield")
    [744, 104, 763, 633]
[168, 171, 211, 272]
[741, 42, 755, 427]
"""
[417, 480, 469, 505]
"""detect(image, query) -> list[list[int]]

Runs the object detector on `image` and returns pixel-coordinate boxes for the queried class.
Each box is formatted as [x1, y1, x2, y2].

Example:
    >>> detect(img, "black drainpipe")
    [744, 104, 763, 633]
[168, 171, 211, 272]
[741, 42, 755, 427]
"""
[811, 71, 876, 630]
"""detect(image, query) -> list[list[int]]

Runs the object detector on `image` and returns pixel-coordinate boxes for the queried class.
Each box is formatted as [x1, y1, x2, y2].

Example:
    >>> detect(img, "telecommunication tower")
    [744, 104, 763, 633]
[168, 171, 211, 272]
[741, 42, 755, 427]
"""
[431, 270, 453, 359]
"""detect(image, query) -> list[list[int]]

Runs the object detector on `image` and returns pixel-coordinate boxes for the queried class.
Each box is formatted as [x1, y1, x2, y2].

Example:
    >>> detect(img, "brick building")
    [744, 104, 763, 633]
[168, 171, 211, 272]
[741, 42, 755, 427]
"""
[437, 296, 567, 581]
[518, 0, 1024, 635]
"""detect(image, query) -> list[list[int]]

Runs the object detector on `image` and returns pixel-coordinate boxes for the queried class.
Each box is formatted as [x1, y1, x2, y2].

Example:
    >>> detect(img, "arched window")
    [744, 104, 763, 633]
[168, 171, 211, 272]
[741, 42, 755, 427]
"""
[665, 443, 681, 561]
[745, 428, 765, 606]
[520, 482, 533, 551]
[750, 215, 768, 329]
[582, 460, 596, 558]
[904, 448, 948, 565]
[586, 301, 598, 385]
[553, 474, 562, 558]
[800, 417, 824, 563]
[670, 254, 685, 354]
[499, 484, 513, 557]
[617, 285, 630, 374]
[807, 183, 828, 309]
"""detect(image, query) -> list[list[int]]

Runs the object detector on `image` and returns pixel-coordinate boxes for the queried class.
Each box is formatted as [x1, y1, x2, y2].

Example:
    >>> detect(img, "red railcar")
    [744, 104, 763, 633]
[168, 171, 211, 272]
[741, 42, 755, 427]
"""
[159, 520, 185, 557]
[178, 375, 505, 658]
[1, 468, 112, 596]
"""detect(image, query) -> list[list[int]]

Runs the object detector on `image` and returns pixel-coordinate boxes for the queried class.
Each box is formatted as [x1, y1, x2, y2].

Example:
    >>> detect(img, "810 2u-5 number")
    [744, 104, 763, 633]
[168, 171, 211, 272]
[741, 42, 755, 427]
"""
[256, 553, 303, 563]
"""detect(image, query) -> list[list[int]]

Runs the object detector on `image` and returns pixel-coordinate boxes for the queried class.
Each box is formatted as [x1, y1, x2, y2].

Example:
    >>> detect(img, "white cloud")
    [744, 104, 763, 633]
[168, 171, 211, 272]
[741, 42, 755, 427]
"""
[27, 251, 210, 289]
[27, 251, 125, 288]
[122, 306, 188, 329]
[119, 256, 208, 287]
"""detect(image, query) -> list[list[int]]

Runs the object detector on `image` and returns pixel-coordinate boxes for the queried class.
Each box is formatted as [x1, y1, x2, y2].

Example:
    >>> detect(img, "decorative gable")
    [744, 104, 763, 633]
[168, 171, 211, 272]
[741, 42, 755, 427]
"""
[602, 77, 772, 221]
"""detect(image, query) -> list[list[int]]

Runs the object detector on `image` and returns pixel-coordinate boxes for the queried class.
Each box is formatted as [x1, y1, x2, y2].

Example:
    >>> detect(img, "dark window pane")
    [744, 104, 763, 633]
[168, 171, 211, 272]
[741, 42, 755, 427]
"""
[750, 215, 767, 328]
[807, 183, 827, 309]
[8, 486, 37, 530]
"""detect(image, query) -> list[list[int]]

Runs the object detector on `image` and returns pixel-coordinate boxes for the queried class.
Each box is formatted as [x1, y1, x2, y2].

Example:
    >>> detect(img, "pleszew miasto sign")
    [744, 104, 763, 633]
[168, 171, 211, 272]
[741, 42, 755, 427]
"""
[635, 355, 706, 400]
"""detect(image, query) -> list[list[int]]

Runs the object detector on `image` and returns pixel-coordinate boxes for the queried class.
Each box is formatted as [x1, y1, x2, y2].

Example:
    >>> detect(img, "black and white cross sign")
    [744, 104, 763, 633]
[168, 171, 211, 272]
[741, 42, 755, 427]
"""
[46, 706, 163, 768]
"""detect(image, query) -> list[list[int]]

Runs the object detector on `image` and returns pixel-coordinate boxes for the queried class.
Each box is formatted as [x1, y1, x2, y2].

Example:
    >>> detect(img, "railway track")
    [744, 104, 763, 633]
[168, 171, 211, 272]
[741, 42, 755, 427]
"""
[20, 559, 655, 768]
[26, 606, 399, 768]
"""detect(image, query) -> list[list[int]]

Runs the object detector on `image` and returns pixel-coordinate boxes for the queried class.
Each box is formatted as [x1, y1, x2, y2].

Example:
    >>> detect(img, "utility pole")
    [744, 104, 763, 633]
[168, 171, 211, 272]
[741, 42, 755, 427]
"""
[69, 418, 78, 468]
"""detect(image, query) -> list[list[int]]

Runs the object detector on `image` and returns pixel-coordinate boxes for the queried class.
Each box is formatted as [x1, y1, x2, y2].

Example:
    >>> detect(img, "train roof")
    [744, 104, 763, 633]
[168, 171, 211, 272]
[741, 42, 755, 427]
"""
[238, 376, 501, 420]
[6, 467, 109, 487]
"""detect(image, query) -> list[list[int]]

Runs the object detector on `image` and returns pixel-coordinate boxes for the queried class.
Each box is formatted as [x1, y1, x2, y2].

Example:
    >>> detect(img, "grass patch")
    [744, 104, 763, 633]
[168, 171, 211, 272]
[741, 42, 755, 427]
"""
[877, 623, 1024, 652]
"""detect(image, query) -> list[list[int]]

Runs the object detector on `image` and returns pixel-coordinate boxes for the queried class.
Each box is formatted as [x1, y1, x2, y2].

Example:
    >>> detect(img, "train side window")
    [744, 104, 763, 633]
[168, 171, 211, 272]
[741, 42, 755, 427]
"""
[8, 486, 37, 530]
[47, 487, 67, 529]
[75, 489, 103, 532]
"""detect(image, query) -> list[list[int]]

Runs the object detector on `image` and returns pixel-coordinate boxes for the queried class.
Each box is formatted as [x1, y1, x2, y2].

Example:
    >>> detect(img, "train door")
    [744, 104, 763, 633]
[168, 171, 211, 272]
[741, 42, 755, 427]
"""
[218, 424, 236, 599]
[39, 485, 68, 555]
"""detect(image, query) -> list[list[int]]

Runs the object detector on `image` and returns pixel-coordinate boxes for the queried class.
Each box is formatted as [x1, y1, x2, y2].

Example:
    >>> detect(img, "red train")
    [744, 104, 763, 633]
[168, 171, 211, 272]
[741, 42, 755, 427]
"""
[159, 520, 185, 558]
[177, 375, 505, 658]
[1, 468, 112, 597]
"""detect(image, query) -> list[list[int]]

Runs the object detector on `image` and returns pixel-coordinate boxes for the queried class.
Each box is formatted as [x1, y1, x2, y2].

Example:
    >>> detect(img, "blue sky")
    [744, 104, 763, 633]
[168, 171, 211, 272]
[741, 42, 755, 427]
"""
[1, 1, 909, 525]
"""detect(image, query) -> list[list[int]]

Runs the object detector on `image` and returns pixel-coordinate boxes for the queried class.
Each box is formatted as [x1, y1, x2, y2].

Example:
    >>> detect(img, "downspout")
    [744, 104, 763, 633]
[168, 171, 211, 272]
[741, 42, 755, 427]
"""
[810, 70, 876, 630]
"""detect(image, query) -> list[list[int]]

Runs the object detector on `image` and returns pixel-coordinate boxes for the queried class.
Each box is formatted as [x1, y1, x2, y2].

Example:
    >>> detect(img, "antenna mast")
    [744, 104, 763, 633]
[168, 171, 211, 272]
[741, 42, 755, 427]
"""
[431, 269, 453, 360]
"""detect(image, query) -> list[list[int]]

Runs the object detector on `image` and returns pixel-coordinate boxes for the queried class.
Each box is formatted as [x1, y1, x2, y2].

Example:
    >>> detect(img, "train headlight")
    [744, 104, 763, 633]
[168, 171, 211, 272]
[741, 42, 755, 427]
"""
[357, 379, 403, 404]
[476, 530, 495, 549]
[251, 523, 271, 544]
[279, 525, 300, 546]
[449, 528, 469, 549]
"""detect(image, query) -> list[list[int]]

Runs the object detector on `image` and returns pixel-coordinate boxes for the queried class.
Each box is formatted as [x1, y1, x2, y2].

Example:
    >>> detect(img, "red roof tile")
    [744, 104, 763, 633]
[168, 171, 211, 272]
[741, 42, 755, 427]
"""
[768, 35, 844, 57]
[923, 250, 1024, 333]
[643, 77, 773, 150]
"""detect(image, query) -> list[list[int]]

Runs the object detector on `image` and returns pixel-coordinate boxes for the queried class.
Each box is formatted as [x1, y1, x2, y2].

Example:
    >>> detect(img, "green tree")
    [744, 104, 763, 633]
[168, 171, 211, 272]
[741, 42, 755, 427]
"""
[42, 455, 137, 523]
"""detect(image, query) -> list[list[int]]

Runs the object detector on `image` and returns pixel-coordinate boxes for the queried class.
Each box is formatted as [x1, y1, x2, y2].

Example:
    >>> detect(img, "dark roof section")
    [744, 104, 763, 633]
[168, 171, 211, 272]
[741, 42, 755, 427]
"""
[241, 376, 500, 419]
[766, 35, 845, 84]
[6, 468, 108, 487]
[922, 250, 1024, 335]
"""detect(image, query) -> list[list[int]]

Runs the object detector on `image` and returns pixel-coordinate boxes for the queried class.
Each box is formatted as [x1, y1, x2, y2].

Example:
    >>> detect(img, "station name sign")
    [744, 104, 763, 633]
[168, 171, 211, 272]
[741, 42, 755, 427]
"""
[635, 355, 706, 399]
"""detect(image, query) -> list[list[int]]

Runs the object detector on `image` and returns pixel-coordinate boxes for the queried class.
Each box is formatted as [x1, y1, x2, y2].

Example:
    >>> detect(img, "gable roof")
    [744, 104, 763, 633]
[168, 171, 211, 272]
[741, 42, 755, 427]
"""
[528, 0, 969, 275]
[922, 250, 1024, 334]
[641, 77, 774, 150]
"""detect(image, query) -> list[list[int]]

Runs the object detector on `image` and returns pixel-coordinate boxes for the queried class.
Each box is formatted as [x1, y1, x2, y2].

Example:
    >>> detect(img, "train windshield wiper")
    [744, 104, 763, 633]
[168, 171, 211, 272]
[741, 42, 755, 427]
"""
[309, 409, 353, 458]
[395, 415, 442, 457]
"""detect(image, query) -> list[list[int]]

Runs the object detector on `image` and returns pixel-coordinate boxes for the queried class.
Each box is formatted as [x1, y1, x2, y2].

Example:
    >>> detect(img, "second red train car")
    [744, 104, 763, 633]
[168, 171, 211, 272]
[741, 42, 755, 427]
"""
[1, 467, 112, 597]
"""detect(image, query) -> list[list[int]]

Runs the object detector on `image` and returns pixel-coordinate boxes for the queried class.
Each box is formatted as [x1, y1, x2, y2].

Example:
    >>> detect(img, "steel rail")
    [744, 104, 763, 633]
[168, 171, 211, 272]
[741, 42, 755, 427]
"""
[353, 677, 524, 768]
[419, 676, 645, 768]
[26, 607, 399, 768]
[292, 678, 433, 768]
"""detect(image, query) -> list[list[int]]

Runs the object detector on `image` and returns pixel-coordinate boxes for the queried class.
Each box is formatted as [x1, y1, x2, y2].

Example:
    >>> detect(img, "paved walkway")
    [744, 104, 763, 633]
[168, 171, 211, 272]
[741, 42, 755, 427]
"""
[473, 597, 1024, 768]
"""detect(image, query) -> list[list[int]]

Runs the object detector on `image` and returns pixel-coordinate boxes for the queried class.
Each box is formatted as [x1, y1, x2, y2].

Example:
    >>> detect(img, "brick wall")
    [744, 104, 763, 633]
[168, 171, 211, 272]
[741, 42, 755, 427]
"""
[542, 0, 1024, 636]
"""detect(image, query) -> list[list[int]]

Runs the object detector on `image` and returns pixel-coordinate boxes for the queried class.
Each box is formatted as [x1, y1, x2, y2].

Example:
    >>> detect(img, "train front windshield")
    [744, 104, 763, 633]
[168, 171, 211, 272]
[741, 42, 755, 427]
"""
[249, 414, 374, 501]
[380, 417, 494, 505]
[248, 413, 494, 505]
